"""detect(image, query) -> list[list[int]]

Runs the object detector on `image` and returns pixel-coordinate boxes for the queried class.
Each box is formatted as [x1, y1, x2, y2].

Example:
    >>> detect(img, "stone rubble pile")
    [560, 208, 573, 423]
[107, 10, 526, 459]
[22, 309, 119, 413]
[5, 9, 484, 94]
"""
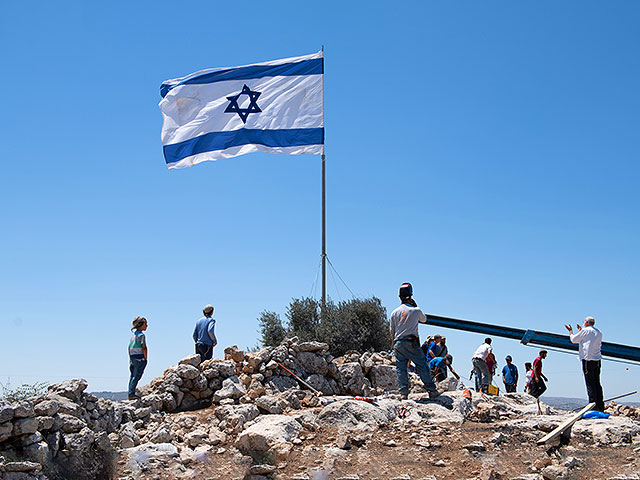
[0, 379, 119, 480]
[1, 337, 639, 480]
[606, 402, 640, 421]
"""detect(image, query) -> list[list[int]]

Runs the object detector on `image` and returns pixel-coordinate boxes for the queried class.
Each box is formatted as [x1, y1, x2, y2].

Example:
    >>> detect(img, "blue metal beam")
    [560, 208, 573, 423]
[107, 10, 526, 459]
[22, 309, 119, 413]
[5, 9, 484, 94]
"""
[425, 314, 640, 363]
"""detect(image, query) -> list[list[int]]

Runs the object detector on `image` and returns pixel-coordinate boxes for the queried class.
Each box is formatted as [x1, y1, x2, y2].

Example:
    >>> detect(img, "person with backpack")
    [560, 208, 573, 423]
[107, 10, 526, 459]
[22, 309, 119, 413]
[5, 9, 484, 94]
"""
[389, 282, 440, 400]
[501, 355, 518, 393]
[128, 316, 148, 400]
[193, 304, 217, 361]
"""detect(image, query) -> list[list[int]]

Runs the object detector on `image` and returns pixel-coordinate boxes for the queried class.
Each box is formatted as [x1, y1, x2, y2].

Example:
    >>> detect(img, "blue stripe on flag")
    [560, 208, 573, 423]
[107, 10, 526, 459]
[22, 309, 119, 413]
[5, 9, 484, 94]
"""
[163, 128, 325, 165]
[160, 58, 323, 98]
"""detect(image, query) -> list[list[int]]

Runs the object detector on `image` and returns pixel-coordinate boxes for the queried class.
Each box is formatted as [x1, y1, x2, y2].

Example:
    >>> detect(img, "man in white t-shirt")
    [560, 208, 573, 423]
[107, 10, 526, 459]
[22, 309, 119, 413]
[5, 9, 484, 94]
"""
[471, 338, 492, 393]
[565, 316, 604, 411]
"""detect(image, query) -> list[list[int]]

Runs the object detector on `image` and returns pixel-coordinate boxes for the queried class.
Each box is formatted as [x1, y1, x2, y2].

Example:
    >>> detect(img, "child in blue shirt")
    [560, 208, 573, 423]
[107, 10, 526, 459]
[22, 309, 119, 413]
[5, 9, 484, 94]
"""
[501, 355, 518, 393]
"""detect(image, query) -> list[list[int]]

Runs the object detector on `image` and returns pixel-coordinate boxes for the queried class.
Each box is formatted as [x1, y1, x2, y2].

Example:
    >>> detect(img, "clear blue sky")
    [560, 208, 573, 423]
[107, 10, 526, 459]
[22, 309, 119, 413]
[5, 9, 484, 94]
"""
[1, 1, 638, 400]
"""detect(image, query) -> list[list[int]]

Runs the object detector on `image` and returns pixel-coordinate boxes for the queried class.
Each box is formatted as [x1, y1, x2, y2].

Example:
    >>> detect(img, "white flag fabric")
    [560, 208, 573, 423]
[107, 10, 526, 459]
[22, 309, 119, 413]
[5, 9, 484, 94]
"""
[159, 51, 324, 169]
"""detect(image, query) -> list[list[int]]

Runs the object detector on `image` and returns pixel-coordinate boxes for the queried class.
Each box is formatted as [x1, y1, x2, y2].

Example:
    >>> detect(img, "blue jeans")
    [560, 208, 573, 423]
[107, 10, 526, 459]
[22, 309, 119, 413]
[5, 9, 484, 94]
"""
[394, 339, 436, 396]
[128, 358, 147, 397]
[472, 358, 489, 392]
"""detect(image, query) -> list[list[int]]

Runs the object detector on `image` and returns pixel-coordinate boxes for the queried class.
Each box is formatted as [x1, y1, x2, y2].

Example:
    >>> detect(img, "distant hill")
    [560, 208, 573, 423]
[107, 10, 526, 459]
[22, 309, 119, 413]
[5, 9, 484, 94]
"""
[92, 391, 128, 402]
[542, 396, 640, 411]
[541, 396, 588, 411]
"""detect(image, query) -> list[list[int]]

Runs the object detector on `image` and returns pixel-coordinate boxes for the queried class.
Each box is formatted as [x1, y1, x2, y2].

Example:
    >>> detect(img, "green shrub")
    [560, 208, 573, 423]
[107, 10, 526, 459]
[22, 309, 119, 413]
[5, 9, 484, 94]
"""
[258, 296, 391, 356]
[0, 380, 49, 402]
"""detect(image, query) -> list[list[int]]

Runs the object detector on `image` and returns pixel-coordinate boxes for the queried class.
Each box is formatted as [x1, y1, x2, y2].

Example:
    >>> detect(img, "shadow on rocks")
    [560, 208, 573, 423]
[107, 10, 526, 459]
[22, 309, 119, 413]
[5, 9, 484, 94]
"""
[416, 394, 454, 410]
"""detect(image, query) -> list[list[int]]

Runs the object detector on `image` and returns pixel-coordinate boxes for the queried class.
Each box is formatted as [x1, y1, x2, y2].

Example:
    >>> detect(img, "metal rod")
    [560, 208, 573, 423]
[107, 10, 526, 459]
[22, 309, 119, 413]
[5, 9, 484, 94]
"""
[604, 390, 637, 403]
[321, 45, 326, 306]
[571, 391, 637, 412]
[277, 362, 321, 394]
[322, 153, 326, 305]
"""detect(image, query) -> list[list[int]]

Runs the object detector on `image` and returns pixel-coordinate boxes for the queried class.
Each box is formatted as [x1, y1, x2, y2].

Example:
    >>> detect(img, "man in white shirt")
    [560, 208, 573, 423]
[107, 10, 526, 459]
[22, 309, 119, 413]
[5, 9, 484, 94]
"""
[389, 282, 439, 400]
[471, 338, 492, 393]
[565, 316, 605, 412]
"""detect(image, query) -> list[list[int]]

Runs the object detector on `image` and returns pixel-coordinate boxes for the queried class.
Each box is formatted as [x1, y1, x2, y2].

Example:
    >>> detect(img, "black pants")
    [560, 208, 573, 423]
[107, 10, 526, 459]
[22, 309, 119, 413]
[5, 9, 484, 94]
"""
[531, 378, 547, 398]
[195, 343, 213, 361]
[582, 359, 605, 412]
[505, 384, 516, 393]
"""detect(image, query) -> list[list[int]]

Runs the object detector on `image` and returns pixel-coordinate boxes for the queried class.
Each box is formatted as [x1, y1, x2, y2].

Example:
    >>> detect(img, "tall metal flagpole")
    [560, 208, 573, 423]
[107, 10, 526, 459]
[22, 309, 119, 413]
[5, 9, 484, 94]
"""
[322, 153, 326, 305]
[321, 45, 327, 306]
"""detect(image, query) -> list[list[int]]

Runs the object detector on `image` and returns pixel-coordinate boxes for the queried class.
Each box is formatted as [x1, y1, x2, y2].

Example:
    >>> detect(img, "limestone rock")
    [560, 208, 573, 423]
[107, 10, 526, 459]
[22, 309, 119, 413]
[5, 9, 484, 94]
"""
[55, 413, 85, 433]
[175, 364, 200, 380]
[317, 399, 397, 432]
[462, 441, 486, 451]
[36, 415, 55, 431]
[236, 414, 302, 460]
[368, 365, 398, 391]
[266, 375, 298, 392]
[34, 399, 59, 417]
[178, 354, 202, 367]
[185, 428, 209, 446]
[224, 345, 245, 363]
[572, 416, 640, 445]
[295, 341, 328, 353]
[304, 374, 338, 395]
[296, 352, 328, 375]
[338, 362, 370, 396]
[244, 348, 272, 371]
[208, 427, 226, 445]
[200, 358, 236, 380]
[541, 464, 569, 479]
[255, 395, 286, 414]
[120, 422, 141, 448]
[12, 417, 38, 436]
[0, 402, 15, 423]
[13, 401, 35, 419]
[46, 393, 83, 417]
[140, 394, 164, 411]
[0, 420, 13, 442]
[47, 379, 88, 402]
[146, 423, 173, 443]
[2, 461, 42, 472]
[23, 440, 50, 465]
[213, 376, 246, 403]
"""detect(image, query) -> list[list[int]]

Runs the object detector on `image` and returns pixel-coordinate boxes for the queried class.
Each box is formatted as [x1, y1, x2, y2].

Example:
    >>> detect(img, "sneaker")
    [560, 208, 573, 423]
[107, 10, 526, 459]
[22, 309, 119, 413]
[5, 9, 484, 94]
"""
[401, 392, 408, 400]
[128, 395, 139, 400]
[428, 390, 441, 399]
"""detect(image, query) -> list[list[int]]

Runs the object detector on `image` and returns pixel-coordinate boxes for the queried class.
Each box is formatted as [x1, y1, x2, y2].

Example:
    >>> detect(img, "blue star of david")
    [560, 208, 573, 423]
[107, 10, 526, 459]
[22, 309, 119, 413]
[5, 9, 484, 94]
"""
[224, 84, 262, 123]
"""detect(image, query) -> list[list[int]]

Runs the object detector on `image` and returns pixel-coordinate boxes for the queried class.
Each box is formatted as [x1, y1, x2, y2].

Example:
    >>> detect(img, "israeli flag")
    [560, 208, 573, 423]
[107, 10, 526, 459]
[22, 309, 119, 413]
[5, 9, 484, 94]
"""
[159, 51, 324, 169]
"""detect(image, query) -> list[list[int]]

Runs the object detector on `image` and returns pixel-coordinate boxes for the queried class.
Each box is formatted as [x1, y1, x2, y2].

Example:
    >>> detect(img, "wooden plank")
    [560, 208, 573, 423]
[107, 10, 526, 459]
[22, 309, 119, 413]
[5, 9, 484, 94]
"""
[537, 402, 595, 445]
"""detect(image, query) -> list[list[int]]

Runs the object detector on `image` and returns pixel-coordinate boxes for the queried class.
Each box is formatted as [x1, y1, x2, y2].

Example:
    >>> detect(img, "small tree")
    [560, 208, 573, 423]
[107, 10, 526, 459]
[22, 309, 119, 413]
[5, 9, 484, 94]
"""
[286, 297, 321, 342]
[258, 310, 287, 347]
[1, 381, 48, 402]
[257, 296, 391, 355]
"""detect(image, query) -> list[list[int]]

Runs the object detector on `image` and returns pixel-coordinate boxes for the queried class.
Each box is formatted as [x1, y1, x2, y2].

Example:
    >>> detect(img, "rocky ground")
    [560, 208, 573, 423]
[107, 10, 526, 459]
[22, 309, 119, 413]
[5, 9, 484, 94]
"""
[1, 338, 639, 480]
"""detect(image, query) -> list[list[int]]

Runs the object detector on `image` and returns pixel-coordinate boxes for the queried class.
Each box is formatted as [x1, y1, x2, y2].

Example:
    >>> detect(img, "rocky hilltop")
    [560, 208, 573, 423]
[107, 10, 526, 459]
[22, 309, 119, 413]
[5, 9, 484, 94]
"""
[1, 338, 639, 480]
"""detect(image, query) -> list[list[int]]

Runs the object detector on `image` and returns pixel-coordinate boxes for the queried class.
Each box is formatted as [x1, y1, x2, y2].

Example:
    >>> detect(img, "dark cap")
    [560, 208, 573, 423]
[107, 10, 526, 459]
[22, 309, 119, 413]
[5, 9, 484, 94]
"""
[399, 282, 413, 298]
[505, 355, 512, 362]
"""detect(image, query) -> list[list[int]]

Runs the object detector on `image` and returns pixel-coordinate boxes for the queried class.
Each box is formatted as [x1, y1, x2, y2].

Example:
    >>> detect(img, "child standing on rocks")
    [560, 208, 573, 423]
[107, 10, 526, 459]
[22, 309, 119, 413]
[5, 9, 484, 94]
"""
[128, 316, 148, 400]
